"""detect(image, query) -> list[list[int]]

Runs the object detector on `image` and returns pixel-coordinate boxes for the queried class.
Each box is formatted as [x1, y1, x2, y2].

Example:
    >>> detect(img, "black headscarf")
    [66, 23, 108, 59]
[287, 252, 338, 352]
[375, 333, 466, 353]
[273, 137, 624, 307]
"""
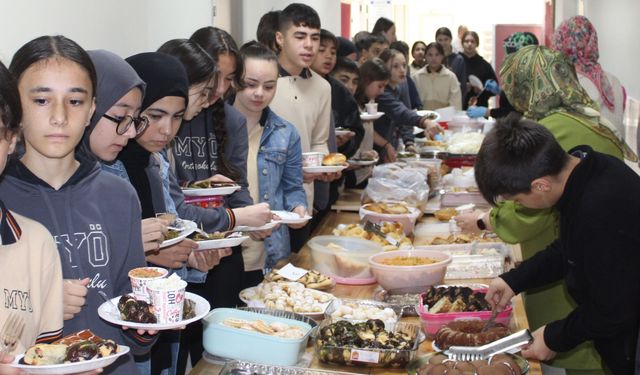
[118, 52, 189, 218]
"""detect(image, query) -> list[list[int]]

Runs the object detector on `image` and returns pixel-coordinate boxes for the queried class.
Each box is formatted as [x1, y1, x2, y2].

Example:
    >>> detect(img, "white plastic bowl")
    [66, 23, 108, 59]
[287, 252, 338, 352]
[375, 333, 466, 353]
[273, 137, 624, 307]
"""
[308, 235, 383, 280]
[368, 249, 452, 293]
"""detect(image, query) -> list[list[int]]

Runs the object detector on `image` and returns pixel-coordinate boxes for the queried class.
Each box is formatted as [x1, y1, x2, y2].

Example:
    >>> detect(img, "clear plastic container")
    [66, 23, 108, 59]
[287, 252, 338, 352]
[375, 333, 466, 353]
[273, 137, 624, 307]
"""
[314, 320, 421, 368]
[412, 243, 509, 280]
[418, 286, 513, 337]
[307, 235, 384, 281]
[368, 250, 452, 293]
[359, 205, 422, 235]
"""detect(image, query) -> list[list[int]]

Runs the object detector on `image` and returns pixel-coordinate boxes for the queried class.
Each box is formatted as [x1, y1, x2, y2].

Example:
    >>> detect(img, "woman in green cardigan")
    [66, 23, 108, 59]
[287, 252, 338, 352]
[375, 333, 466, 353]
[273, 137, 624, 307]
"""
[455, 45, 636, 374]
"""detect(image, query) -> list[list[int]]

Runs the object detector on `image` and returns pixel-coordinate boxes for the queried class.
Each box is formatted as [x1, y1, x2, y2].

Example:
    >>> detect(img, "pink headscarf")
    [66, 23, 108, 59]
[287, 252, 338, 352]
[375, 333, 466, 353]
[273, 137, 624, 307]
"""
[552, 16, 615, 111]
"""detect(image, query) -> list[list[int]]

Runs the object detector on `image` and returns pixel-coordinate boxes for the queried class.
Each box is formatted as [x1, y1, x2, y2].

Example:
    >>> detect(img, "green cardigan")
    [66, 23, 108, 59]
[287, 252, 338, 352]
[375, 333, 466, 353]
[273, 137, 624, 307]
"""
[490, 112, 622, 372]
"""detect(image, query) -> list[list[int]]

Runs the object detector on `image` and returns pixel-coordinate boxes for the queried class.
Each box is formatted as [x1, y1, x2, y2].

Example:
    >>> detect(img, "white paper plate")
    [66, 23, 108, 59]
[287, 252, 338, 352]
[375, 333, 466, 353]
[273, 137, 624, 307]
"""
[416, 110, 441, 122]
[360, 112, 385, 121]
[347, 157, 379, 166]
[413, 126, 424, 135]
[181, 185, 241, 197]
[335, 128, 352, 136]
[11, 345, 130, 374]
[468, 74, 483, 90]
[195, 236, 249, 251]
[97, 292, 210, 330]
[302, 165, 347, 173]
[239, 286, 334, 316]
[160, 219, 197, 248]
[271, 211, 312, 225]
[234, 221, 277, 232]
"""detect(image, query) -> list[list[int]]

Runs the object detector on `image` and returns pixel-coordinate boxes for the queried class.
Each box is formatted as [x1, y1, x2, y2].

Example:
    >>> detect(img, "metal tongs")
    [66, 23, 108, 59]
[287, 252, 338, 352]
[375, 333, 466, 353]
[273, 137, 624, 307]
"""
[363, 221, 400, 247]
[446, 329, 533, 361]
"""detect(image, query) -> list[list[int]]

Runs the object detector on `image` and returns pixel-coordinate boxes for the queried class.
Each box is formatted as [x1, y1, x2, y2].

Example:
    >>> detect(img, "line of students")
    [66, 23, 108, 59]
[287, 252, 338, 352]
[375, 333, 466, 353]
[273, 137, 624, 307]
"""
[0, 4, 444, 375]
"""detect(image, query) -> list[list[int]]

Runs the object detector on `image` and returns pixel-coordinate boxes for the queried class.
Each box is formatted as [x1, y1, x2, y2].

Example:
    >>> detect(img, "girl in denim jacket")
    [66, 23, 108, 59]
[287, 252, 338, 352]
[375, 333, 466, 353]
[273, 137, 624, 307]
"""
[232, 41, 308, 286]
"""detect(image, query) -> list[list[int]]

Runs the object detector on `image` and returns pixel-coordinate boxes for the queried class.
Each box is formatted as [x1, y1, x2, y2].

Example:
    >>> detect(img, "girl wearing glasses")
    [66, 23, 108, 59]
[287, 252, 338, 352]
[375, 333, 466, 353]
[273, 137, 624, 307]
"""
[0, 36, 155, 375]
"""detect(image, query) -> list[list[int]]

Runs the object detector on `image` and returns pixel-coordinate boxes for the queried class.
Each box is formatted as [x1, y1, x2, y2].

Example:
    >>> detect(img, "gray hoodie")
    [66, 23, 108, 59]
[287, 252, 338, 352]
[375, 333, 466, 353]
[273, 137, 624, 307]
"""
[0, 156, 150, 375]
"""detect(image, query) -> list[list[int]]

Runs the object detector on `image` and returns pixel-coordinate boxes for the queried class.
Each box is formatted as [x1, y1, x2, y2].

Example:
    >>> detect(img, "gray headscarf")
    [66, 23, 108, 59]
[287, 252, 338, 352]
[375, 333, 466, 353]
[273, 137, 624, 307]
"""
[80, 49, 146, 158]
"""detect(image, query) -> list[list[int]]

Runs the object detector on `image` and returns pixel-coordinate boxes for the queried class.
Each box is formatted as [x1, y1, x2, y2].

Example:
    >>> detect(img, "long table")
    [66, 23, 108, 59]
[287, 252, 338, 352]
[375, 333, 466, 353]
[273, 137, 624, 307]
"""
[190, 209, 542, 375]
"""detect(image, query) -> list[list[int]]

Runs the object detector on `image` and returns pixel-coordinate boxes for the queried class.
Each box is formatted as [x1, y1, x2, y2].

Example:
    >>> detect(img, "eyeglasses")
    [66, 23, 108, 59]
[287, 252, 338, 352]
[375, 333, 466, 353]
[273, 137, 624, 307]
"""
[102, 114, 149, 135]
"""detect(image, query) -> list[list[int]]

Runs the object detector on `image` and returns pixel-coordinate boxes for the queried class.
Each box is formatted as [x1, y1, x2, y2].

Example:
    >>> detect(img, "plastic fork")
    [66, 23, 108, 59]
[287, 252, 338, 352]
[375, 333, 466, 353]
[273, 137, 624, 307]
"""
[0, 312, 25, 356]
[446, 329, 533, 361]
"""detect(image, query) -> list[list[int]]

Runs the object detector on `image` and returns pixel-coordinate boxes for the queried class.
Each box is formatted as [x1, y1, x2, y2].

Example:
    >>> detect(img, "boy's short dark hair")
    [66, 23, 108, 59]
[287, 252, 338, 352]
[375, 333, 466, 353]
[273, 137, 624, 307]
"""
[332, 56, 359, 76]
[278, 3, 321, 32]
[389, 41, 409, 59]
[475, 113, 569, 205]
[319, 29, 337, 48]
[355, 32, 386, 53]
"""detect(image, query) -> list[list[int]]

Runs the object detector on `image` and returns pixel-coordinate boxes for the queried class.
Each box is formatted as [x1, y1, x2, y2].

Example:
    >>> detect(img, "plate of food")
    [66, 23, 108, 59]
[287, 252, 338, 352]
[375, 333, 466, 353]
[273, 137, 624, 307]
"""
[263, 268, 335, 290]
[348, 150, 379, 166]
[239, 282, 334, 316]
[11, 330, 129, 375]
[190, 231, 249, 250]
[407, 352, 529, 375]
[97, 292, 210, 330]
[360, 111, 385, 121]
[160, 219, 197, 248]
[181, 181, 241, 197]
[416, 110, 441, 122]
[303, 152, 348, 173]
[272, 211, 312, 225]
[468, 74, 484, 91]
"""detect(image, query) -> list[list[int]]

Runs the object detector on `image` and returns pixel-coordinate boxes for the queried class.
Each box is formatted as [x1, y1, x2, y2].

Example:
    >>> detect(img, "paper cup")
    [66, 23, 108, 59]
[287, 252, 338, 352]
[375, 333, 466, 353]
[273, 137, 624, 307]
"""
[128, 267, 168, 303]
[302, 152, 325, 167]
[146, 278, 188, 324]
[365, 102, 378, 115]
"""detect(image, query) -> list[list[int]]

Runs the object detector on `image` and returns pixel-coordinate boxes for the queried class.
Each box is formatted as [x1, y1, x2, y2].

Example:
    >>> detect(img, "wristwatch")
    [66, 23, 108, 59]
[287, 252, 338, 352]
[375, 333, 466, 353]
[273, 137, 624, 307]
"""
[476, 214, 487, 230]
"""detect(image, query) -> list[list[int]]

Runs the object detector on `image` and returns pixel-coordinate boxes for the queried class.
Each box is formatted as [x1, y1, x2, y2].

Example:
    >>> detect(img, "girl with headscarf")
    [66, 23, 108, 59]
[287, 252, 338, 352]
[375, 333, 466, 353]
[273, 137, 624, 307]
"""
[553, 16, 627, 138]
[456, 45, 637, 373]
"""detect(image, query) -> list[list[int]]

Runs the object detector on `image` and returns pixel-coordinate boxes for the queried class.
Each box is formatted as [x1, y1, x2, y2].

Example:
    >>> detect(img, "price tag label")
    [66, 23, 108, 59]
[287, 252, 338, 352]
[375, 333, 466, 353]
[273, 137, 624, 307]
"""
[349, 349, 380, 364]
[276, 263, 308, 281]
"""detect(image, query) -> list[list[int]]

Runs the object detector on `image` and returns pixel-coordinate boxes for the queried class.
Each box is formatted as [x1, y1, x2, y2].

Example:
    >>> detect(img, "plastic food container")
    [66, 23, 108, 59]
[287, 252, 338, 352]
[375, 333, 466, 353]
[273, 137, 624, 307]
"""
[359, 205, 422, 235]
[443, 153, 477, 168]
[184, 195, 224, 208]
[418, 286, 513, 337]
[314, 320, 421, 367]
[368, 250, 452, 293]
[325, 299, 401, 330]
[413, 243, 509, 280]
[202, 308, 312, 366]
[308, 235, 384, 282]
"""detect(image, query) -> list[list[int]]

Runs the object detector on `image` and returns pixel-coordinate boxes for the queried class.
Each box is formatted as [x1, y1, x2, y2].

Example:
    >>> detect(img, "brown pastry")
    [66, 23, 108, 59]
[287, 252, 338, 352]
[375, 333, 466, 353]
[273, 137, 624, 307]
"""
[434, 208, 457, 221]
[322, 153, 347, 166]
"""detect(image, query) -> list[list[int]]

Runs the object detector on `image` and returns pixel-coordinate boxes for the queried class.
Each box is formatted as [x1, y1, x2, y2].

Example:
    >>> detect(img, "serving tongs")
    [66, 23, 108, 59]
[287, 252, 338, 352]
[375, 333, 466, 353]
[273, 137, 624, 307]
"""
[445, 329, 533, 361]
[363, 221, 400, 247]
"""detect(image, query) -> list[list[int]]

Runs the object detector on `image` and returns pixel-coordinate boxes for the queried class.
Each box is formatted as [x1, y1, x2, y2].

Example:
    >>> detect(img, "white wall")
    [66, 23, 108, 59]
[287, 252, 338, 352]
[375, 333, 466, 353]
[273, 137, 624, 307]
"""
[0, 0, 213, 63]
[238, 0, 341, 45]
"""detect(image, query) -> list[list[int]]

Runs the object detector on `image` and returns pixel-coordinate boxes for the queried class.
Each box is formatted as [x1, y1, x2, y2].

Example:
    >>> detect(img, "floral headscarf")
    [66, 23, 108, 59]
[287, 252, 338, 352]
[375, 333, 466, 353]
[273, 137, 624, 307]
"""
[501, 45, 636, 161]
[552, 16, 615, 111]
[503, 32, 538, 55]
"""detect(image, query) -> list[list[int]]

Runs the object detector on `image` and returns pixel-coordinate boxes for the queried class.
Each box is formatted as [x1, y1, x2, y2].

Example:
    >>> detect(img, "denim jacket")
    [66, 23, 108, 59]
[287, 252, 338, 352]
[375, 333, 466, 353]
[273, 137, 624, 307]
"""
[257, 108, 307, 268]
